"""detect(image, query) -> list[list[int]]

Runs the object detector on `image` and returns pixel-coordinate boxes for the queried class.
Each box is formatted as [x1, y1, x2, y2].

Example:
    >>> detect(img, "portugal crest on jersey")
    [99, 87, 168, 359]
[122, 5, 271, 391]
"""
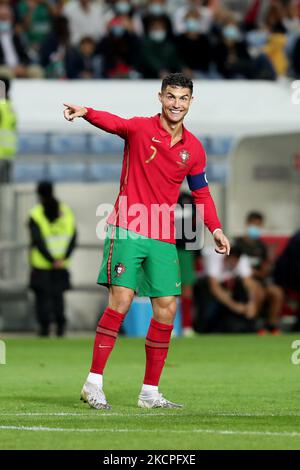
[179, 150, 190, 164]
[114, 263, 126, 277]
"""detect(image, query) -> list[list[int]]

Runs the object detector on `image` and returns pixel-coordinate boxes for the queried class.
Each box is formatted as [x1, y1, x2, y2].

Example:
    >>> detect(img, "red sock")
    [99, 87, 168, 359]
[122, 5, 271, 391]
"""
[143, 318, 173, 386]
[181, 296, 193, 328]
[90, 307, 124, 375]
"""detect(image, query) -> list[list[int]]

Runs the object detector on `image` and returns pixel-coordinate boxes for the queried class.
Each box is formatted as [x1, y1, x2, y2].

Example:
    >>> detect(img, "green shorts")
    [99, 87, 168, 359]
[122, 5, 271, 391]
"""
[177, 248, 196, 286]
[98, 225, 181, 297]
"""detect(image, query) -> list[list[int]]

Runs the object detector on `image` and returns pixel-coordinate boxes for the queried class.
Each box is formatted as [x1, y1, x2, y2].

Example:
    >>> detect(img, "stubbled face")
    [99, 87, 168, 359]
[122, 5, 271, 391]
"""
[159, 85, 193, 124]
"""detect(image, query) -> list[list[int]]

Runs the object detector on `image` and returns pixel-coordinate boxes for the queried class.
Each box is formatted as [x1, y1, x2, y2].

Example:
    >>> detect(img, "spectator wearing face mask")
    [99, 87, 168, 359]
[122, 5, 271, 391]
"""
[104, 0, 139, 35]
[98, 16, 140, 78]
[0, 2, 43, 78]
[175, 9, 212, 77]
[235, 211, 284, 335]
[137, 18, 183, 78]
[63, 0, 105, 46]
[172, 0, 214, 35]
[213, 19, 257, 78]
[133, 0, 173, 38]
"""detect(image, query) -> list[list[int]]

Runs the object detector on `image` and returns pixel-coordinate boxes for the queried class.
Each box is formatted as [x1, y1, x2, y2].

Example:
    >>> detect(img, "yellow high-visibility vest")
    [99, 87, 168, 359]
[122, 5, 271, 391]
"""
[0, 99, 17, 160]
[29, 203, 75, 270]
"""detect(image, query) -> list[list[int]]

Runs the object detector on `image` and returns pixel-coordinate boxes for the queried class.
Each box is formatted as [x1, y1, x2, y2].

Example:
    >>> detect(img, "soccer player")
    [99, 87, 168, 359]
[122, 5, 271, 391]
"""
[63, 73, 230, 409]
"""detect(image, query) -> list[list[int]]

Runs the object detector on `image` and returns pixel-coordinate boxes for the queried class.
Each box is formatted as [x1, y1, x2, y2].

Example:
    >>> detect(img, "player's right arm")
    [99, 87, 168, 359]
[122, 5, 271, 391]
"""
[63, 103, 132, 139]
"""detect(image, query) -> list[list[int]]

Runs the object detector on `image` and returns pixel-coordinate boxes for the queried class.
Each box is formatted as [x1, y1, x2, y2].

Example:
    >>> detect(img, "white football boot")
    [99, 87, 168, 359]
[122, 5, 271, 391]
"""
[80, 383, 111, 410]
[138, 392, 183, 409]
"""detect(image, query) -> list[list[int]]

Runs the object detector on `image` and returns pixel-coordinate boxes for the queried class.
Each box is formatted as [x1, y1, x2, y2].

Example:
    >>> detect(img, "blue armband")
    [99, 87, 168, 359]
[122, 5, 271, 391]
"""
[187, 172, 208, 191]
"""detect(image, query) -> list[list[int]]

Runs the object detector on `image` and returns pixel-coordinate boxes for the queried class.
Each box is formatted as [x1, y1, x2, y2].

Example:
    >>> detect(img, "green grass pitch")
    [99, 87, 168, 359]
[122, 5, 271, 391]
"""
[1, 334, 300, 450]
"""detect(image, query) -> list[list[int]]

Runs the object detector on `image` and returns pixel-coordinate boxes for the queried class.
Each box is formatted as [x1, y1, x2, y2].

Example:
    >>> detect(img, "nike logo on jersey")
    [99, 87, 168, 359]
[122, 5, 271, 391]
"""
[152, 137, 162, 143]
[176, 282, 181, 287]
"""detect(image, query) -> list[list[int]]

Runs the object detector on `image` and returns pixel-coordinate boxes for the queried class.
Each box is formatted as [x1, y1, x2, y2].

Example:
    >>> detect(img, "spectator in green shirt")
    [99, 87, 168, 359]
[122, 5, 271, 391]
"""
[138, 17, 183, 78]
[17, 0, 53, 55]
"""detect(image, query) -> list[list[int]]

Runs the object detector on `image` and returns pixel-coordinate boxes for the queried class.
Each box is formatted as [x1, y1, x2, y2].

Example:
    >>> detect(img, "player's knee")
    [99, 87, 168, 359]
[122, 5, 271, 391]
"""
[108, 288, 134, 314]
[153, 298, 177, 325]
[110, 298, 132, 314]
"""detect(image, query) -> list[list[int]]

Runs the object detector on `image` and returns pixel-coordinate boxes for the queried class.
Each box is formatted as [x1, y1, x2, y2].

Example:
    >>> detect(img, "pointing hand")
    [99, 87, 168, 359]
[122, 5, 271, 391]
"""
[63, 103, 88, 122]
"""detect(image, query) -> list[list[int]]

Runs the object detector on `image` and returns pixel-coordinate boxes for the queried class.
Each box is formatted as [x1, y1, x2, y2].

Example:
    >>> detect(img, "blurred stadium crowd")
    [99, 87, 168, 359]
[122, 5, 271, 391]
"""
[1, 0, 300, 80]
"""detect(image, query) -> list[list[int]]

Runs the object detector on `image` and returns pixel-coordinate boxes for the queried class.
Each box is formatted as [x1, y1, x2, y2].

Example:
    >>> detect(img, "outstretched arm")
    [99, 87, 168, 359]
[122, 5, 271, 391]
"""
[63, 103, 131, 138]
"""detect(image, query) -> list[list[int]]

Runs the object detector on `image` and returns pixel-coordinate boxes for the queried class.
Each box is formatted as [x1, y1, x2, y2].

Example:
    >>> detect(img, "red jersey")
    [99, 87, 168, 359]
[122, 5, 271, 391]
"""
[84, 108, 221, 244]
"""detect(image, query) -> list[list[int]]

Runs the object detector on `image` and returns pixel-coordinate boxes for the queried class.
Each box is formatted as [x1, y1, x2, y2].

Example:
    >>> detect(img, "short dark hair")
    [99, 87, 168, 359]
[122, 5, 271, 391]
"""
[246, 211, 264, 223]
[37, 181, 53, 199]
[161, 73, 193, 94]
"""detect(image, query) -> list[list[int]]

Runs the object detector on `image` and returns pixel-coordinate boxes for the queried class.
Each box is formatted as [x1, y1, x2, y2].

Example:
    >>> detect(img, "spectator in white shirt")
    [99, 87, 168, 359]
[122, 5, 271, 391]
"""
[203, 245, 264, 327]
[63, 0, 105, 46]
[0, 2, 43, 78]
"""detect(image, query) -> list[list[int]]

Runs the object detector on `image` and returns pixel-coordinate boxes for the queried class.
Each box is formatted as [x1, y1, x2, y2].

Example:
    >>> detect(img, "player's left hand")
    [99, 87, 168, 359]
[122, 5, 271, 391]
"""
[213, 229, 230, 255]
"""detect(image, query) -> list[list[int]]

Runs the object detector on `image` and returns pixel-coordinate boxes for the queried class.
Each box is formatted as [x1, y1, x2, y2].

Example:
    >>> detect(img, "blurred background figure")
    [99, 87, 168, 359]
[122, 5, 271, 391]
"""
[63, 0, 105, 46]
[28, 181, 77, 337]
[175, 191, 200, 337]
[262, 3, 289, 77]
[104, 0, 136, 27]
[0, 76, 17, 183]
[15, 0, 53, 61]
[65, 35, 102, 79]
[175, 8, 212, 78]
[98, 15, 139, 78]
[133, 0, 173, 38]
[39, 15, 70, 78]
[200, 245, 262, 333]
[274, 230, 300, 331]
[0, 1, 43, 78]
[172, 0, 214, 35]
[235, 211, 284, 335]
[137, 17, 183, 78]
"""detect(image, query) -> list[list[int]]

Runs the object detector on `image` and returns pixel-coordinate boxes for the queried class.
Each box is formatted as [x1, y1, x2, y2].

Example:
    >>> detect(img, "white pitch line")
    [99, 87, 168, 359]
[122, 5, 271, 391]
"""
[1, 411, 300, 417]
[0, 412, 184, 417]
[1, 426, 300, 438]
